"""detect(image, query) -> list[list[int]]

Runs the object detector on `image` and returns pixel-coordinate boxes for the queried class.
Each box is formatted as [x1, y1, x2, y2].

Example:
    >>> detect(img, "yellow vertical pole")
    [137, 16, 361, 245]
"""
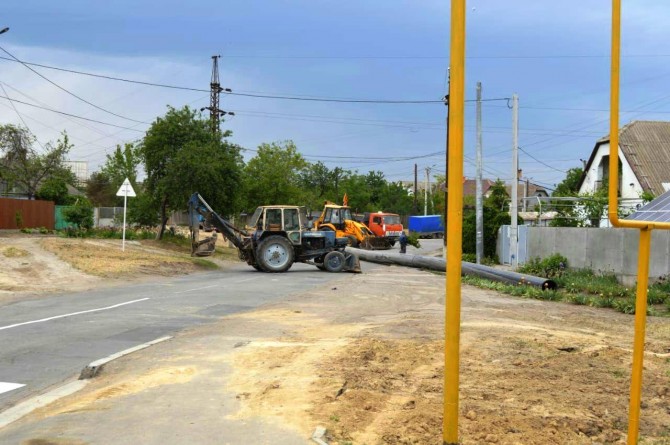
[627, 228, 651, 444]
[608, 0, 621, 223]
[443, 0, 466, 444]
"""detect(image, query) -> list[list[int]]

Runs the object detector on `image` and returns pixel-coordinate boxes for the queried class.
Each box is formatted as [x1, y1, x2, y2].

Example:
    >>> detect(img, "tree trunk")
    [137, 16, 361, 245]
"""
[157, 196, 168, 240]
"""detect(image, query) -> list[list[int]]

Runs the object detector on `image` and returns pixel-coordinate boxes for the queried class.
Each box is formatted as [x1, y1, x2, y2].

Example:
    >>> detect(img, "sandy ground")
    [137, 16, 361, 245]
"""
[14, 265, 669, 445]
[0, 237, 99, 298]
[221, 269, 670, 444]
[0, 234, 229, 305]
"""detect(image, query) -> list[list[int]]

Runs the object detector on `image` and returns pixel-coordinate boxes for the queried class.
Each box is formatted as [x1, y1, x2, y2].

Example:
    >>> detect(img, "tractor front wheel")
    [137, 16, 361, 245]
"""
[323, 251, 346, 273]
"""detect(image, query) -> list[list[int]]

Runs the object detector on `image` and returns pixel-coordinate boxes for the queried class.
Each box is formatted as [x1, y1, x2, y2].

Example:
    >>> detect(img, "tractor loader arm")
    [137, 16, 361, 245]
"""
[188, 192, 249, 256]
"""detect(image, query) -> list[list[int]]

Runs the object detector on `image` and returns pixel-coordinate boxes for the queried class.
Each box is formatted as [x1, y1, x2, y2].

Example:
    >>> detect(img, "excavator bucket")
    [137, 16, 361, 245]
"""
[191, 233, 217, 257]
[344, 251, 362, 273]
[360, 236, 392, 250]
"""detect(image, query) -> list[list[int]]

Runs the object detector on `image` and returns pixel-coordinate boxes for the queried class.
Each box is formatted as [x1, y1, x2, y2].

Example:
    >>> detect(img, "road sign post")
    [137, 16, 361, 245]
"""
[116, 178, 136, 252]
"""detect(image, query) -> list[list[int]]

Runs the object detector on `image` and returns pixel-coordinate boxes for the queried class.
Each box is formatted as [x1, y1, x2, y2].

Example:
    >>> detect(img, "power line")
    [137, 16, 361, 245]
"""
[0, 94, 147, 132]
[0, 46, 149, 125]
[0, 55, 512, 105]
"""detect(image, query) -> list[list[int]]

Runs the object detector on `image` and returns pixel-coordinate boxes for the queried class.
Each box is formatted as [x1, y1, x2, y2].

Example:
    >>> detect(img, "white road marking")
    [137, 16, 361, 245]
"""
[0, 298, 150, 332]
[0, 382, 25, 395]
[173, 284, 218, 294]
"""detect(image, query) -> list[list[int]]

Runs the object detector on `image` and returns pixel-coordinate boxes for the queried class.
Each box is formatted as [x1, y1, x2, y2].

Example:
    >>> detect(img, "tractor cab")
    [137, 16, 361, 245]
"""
[319, 205, 354, 231]
[247, 205, 309, 245]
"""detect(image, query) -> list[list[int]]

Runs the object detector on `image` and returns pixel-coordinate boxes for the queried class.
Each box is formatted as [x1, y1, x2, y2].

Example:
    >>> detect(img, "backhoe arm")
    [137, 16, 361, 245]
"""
[188, 192, 249, 252]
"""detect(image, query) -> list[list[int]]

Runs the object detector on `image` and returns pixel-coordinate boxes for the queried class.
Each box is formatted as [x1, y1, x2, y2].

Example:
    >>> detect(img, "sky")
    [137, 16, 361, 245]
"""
[2, 1, 670, 192]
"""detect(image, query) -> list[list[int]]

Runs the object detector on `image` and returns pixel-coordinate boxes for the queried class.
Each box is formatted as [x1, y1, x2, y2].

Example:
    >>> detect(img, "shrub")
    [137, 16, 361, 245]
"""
[62, 199, 94, 230]
[518, 254, 568, 278]
[406, 232, 421, 249]
[39, 227, 49, 234]
[15, 210, 23, 229]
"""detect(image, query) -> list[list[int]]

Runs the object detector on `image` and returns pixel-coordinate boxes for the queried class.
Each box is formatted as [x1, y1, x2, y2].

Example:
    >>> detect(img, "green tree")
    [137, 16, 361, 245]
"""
[549, 167, 583, 227]
[35, 166, 78, 205]
[139, 106, 242, 238]
[243, 141, 307, 210]
[462, 179, 514, 259]
[0, 126, 74, 199]
[85, 171, 116, 207]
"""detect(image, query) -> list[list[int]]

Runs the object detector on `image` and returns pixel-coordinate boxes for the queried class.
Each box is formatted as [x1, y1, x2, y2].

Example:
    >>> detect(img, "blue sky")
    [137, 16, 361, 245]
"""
[2, 1, 670, 191]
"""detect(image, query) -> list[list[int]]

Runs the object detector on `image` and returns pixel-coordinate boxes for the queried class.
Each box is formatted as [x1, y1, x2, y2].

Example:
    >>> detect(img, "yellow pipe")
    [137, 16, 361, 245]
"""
[443, 0, 466, 444]
[627, 228, 651, 444]
[608, 0, 670, 230]
[609, 3, 659, 443]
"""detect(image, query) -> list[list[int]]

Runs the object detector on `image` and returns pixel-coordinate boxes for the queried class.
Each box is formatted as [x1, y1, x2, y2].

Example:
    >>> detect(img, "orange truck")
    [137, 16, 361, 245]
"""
[361, 212, 404, 247]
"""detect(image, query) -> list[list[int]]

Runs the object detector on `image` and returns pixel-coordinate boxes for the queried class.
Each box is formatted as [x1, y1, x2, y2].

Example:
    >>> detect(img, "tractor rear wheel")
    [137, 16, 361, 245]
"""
[323, 251, 346, 273]
[257, 235, 294, 272]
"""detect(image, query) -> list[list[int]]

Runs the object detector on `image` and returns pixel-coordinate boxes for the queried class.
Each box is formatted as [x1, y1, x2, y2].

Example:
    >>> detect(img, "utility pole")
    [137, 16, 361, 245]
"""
[201, 55, 233, 136]
[524, 177, 529, 212]
[413, 163, 418, 213]
[443, 68, 450, 258]
[510, 93, 519, 268]
[475, 82, 484, 264]
[424, 166, 431, 216]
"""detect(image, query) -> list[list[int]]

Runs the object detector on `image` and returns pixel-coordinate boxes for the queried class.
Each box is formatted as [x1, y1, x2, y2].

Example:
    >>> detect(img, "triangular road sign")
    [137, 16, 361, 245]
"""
[116, 178, 136, 197]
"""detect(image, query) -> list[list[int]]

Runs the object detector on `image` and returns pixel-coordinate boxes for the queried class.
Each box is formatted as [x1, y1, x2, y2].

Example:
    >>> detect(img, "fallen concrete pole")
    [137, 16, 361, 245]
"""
[348, 248, 557, 290]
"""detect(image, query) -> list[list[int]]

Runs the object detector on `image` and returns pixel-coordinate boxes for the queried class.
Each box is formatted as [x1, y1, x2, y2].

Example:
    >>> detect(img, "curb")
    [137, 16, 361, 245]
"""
[311, 426, 329, 445]
[79, 335, 172, 379]
[0, 335, 173, 430]
[0, 380, 87, 429]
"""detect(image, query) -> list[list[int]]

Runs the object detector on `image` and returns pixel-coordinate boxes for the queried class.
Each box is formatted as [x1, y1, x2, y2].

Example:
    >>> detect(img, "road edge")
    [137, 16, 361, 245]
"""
[79, 335, 173, 379]
[0, 335, 173, 431]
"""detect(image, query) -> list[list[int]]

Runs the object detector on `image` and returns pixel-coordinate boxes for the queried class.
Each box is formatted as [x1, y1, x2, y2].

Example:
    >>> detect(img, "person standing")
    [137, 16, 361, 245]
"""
[399, 231, 408, 254]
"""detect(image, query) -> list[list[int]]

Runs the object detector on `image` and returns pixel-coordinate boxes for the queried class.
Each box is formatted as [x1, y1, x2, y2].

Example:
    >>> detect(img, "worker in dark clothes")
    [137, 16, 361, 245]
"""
[399, 231, 408, 254]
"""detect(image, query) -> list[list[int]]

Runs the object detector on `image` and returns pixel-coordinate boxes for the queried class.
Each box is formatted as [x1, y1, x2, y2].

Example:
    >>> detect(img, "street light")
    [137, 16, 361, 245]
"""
[0, 27, 9, 35]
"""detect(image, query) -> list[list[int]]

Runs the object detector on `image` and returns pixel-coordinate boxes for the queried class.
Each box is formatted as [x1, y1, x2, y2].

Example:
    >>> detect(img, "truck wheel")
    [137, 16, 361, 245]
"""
[346, 235, 359, 248]
[389, 240, 396, 247]
[257, 235, 294, 272]
[323, 251, 345, 273]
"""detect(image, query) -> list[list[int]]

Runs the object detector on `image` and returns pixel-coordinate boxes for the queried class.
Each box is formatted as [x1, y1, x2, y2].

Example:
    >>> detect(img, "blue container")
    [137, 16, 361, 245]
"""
[408, 215, 444, 235]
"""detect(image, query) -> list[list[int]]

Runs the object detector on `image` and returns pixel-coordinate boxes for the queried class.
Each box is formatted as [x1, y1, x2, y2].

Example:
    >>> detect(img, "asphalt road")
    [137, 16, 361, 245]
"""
[0, 261, 375, 411]
[0, 239, 442, 412]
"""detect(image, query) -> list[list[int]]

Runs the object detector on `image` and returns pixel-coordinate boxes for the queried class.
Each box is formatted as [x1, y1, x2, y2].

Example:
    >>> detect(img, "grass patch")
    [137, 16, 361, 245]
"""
[462, 267, 667, 316]
[40, 238, 218, 277]
[3, 246, 30, 258]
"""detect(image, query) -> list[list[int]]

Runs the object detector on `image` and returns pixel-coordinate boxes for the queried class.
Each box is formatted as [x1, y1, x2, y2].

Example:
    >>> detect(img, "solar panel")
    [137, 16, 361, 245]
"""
[626, 189, 670, 222]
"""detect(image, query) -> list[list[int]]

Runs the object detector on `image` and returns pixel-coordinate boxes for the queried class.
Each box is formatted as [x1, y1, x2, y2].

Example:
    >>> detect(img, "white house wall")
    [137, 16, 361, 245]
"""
[578, 142, 644, 203]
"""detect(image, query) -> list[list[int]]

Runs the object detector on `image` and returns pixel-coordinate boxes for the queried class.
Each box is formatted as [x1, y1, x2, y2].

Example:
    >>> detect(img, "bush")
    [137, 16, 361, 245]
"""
[518, 254, 568, 278]
[62, 199, 94, 230]
[406, 232, 421, 249]
[15, 210, 23, 229]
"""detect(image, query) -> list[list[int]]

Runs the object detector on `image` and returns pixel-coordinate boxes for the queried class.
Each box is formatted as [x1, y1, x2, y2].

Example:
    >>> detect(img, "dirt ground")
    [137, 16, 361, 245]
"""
[3, 237, 669, 444]
[0, 234, 226, 304]
[222, 268, 670, 445]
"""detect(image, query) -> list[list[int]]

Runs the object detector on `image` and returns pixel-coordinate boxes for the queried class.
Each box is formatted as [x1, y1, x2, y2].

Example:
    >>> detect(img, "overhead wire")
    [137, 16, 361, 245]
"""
[0, 46, 150, 125]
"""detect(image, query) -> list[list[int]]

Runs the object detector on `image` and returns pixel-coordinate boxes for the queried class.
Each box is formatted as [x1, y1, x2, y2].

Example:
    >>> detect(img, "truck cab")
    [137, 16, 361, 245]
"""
[364, 212, 404, 246]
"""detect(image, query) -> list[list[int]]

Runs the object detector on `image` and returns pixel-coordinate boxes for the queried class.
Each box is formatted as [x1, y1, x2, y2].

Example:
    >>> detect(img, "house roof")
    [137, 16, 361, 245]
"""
[505, 182, 549, 202]
[580, 120, 670, 195]
[462, 179, 495, 197]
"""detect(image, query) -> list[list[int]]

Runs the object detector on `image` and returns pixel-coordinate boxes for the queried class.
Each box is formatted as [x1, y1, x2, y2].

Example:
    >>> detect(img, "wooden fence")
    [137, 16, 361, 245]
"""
[0, 197, 55, 230]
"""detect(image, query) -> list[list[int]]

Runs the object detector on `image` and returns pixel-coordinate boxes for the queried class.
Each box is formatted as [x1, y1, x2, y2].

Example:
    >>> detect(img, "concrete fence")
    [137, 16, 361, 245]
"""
[499, 225, 670, 285]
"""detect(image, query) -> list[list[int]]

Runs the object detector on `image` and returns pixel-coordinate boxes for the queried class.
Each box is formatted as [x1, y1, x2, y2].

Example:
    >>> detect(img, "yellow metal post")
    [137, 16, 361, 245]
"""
[443, 0, 466, 444]
[628, 228, 651, 443]
[609, 2, 664, 443]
